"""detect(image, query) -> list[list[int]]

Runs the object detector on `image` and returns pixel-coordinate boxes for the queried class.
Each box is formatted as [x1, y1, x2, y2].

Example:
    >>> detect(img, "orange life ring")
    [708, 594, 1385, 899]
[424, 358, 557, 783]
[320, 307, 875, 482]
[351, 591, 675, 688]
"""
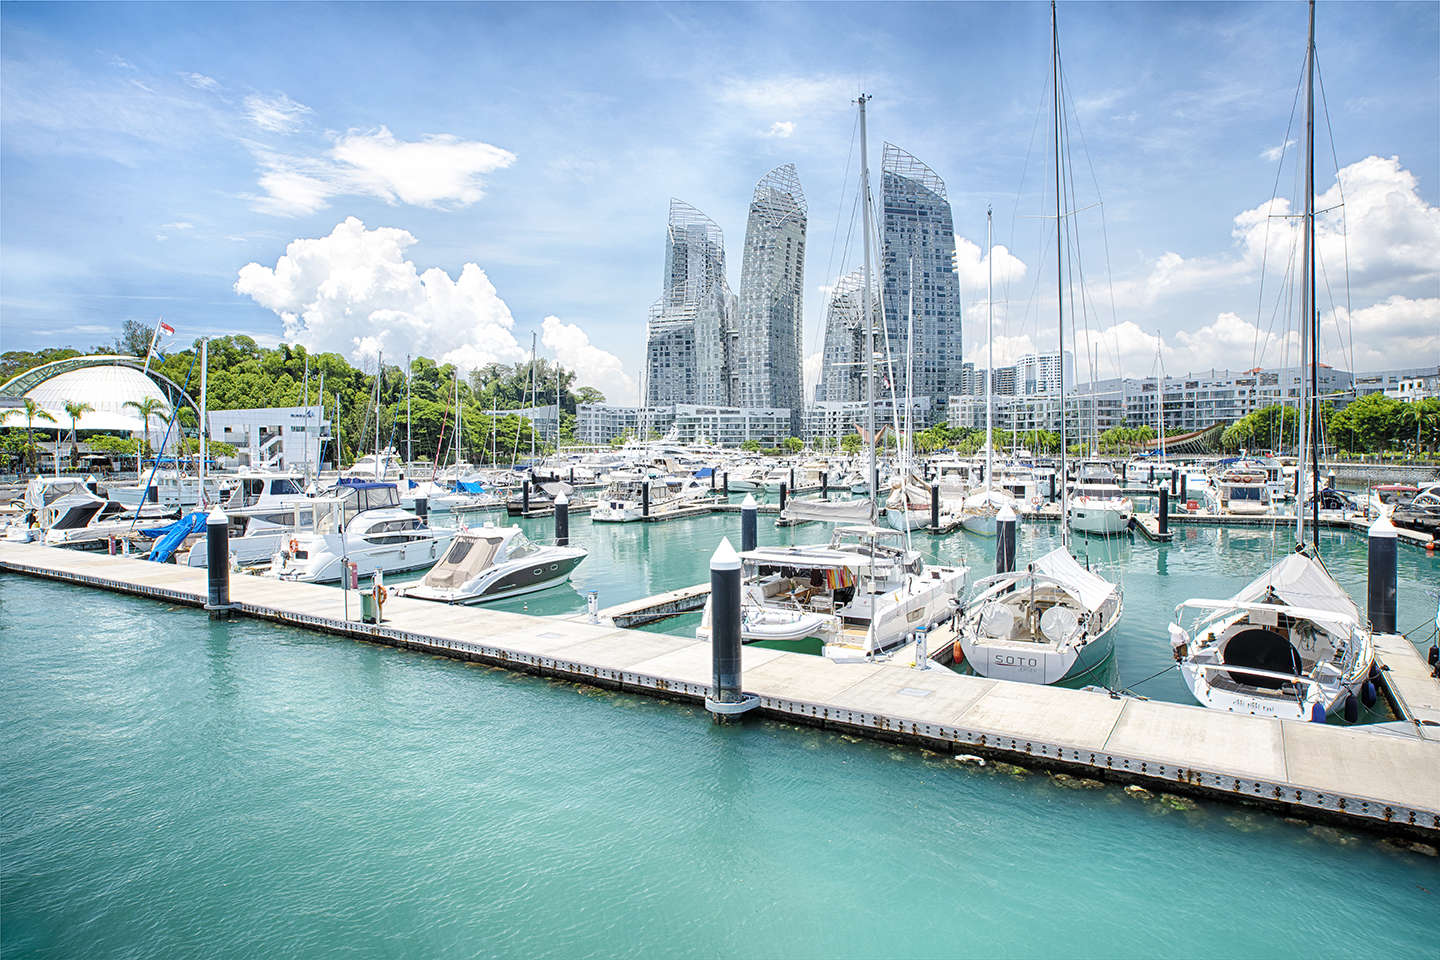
[289, 538, 299, 554]
[375, 584, 388, 606]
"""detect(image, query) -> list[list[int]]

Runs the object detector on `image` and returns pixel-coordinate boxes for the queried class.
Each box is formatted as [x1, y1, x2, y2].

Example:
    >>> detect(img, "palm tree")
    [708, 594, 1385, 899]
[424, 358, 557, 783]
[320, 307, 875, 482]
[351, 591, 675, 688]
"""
[1, 398, 57, 472]
[122, 397, 170, 461]
[63, 400, 95, 467]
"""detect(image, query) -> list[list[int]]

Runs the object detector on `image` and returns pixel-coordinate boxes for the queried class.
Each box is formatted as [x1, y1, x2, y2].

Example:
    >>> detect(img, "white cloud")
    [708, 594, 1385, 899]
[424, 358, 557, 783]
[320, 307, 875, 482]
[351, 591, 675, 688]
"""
[540, 316, 638, 406]
[762, 121, 796, 138]
[244, 93, 312, 133]
[1261, 139, 1295, 162]
[1325, 296, 1440, 371]
[952, 236, 1027, 295]
[1168, 311, 1299, 375]
[716, 75, 855, 114]
[802, 350, 823, 402]
[161, 222, 193, 230]
[183, 73, 220, 91]
[234, 217, 527, 373]
[965, 333, 1037, 368]
[248, 126, 516, 216]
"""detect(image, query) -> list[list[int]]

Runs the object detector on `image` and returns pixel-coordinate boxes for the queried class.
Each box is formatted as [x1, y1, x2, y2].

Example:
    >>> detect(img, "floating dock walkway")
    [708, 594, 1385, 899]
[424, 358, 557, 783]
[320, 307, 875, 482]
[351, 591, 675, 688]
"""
[2, 540, 1436, 841]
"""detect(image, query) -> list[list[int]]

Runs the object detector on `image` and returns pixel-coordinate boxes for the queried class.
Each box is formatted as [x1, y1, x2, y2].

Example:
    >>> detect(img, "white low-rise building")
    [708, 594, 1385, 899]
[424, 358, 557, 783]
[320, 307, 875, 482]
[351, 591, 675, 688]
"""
[206, 406, 327, 472]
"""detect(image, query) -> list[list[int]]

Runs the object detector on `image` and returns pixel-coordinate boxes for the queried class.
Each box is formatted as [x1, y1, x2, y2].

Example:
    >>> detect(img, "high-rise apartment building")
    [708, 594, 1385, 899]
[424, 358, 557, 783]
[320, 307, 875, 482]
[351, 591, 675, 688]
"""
[817, 269, 879, 403]
[736, 165, 807, 434]
[645, 200, 737, 406]
[880, 144, 963, 424]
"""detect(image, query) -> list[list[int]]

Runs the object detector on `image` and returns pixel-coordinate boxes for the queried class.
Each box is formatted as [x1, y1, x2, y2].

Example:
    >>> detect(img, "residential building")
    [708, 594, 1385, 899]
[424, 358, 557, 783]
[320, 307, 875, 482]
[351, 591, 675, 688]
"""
[577, 403, 791, 448]
[645, 200, 737, 406]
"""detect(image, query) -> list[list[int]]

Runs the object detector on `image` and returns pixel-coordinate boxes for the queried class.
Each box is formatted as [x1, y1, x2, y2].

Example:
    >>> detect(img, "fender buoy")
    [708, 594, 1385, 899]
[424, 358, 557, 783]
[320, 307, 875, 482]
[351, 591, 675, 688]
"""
[952, 640, 965, 664]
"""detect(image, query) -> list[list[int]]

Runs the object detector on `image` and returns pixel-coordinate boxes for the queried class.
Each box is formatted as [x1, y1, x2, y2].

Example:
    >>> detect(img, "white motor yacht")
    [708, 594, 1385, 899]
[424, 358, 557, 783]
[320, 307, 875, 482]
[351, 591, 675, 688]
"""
[1067, 461, 1133, 535]
[398, 523, 587, 604]
[269, 481, 455, 583]
[1204, 459, 1273, 516]
[591, 472, 711, 523]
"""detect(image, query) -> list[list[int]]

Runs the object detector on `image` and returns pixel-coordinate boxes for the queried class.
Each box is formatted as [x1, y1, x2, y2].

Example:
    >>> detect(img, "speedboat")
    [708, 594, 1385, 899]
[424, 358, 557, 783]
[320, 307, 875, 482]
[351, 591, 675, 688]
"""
[269, 481, 455, 583]
[398, 523, 587, 604]
[1390, 483, 1440, 536]
[696, 500, 968, 660]
[1169, 545, 1375, 721]
[955, 546, 1122, 684]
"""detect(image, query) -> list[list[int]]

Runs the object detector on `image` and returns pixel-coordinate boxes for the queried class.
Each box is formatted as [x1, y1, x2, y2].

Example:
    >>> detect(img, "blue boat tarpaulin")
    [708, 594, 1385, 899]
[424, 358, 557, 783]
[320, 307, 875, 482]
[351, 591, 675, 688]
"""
[456, 480, 486, 494]
[144, 512, 209, 564]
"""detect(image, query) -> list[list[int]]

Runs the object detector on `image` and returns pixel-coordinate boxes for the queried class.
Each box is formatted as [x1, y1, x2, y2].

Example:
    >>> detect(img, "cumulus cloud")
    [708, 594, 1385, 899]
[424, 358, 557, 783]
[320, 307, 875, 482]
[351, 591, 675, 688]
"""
[1325, 295, 1440, 371]
[763, 121, 796, 138]
[234, 217, 527, 372]
[249, 126, 515, 216]
[540, 316, 638, 406]
[965, 333, 1037, 369]
[244, 93, 312, 133]
[1168, 311, 1299, 375]
[1261, 139, 1295, 162]
[952, 235, 1027, 295]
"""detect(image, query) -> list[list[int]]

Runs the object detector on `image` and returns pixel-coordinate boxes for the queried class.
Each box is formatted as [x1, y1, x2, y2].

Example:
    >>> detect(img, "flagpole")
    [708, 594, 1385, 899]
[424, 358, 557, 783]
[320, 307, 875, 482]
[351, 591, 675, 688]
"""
[142, 317, 166, 373]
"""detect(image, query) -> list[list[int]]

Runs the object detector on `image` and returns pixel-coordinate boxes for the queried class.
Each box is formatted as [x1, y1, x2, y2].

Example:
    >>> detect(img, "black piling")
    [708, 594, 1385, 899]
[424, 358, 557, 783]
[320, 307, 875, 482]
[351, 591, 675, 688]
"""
[86, 474, 99, 495]
[821, 472, 829, 497]
[930, 483, 940, 530]
[642, 481, 651, 519]
[554, 493, 570, 547]
[415, 497, 428, 523]
[723, 472, 729, 495]
[996, 504, 1017, 575]
[204, 507, 233, 621]
[1178, 472, 1187, 504]
[1158, 486, 1169, 536]
[706, 538, 749, 724]
[741, 494, 757, 552]
[779, 483, 788, 512]
[1367, 515, 1398, 634]
[522, 480, 530, 515]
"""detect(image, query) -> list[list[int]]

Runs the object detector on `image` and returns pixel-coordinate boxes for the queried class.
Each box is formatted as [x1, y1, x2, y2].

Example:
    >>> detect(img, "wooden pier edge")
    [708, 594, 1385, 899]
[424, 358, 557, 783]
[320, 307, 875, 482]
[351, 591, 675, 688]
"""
[2, 547, 1437, 843]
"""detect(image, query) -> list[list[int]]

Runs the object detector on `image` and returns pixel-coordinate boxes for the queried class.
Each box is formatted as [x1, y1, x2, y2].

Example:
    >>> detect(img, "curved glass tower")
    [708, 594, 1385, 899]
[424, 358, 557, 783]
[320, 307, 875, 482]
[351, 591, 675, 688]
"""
[646, 200, 736, 406]
[881, 144, 963, 424]
[818, 268, 879, 404]
[736, 164, 807, 435]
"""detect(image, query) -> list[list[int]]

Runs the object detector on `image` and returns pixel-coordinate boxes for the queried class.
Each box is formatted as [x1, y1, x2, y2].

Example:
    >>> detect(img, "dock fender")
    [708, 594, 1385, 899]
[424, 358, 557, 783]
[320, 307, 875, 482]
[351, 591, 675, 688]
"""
[1343, 694, 1359, 724]
[1361, 681, 1377, 709]
[1309, 703, 1326, 722]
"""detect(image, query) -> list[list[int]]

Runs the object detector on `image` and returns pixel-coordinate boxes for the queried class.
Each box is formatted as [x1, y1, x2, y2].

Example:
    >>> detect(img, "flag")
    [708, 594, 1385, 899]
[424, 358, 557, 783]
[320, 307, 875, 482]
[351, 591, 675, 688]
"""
[159, 321, 175, 336]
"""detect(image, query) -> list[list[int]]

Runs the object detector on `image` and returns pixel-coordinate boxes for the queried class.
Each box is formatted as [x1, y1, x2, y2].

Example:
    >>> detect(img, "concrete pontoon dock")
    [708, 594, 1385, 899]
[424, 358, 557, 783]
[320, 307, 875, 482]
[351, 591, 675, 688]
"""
[2, 539, 1437, 841]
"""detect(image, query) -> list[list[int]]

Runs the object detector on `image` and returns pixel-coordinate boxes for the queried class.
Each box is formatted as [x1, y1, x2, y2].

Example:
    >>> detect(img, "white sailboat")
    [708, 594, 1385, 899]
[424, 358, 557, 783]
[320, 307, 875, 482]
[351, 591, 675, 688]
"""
[957, 2, 1124, 684]
[695, 94, 968, 659]
[1171, 0, 1374, 721]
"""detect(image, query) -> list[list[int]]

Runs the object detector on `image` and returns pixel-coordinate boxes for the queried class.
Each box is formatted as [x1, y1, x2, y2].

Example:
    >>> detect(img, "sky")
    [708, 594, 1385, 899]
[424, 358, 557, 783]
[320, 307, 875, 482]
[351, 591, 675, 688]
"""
[2, 1, 1437, 406]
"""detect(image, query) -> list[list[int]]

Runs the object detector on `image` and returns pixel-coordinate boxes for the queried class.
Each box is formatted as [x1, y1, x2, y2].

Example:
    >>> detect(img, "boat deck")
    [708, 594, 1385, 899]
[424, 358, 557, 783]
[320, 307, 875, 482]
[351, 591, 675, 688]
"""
[2, 539, 1436, 841]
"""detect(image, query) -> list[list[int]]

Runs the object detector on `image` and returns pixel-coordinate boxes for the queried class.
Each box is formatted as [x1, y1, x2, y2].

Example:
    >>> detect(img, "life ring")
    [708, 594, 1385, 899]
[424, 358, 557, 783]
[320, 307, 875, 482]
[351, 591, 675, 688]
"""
[1029, 495, 1041, 507]
[289, 538, 299, 554]
[375, 584, 388, 606]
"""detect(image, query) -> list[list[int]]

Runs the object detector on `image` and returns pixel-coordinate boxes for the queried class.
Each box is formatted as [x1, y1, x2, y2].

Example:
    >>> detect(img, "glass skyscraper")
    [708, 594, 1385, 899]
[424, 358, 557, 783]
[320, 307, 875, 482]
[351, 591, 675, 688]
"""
[881, 144, 963, 424]
[736, 164, 807, 435]
[817, 268, 879, 404]
[645, 200, 736, 406]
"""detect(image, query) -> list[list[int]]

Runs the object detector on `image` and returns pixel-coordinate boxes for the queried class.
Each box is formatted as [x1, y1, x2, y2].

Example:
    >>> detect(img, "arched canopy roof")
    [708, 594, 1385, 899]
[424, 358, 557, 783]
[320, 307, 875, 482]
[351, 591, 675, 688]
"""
[0, 356, 199, 433]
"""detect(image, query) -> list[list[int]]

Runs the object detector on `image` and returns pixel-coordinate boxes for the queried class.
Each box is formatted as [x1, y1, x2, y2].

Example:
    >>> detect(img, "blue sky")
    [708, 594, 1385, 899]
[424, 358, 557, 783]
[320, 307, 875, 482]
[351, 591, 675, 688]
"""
[2, 1, 1436, 404]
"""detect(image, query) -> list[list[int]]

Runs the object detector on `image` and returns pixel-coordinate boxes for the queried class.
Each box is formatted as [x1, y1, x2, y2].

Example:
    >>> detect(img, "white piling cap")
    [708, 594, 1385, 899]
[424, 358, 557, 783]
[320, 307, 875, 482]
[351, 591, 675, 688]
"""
[710, 536, 741, 570]
[87, 474, 98, 483]
[1368, 513, 1398, 538]
[742, 493, 757, 509]
[555, 492, 568, 505]
[997, 504, 1017, 521]
[207, 506, 228, 524]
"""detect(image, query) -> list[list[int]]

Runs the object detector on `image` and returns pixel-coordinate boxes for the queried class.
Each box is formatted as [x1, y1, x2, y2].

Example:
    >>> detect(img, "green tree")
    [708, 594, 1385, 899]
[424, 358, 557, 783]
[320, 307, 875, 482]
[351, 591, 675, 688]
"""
[62, 400, 95, 465]
[840, 432, 862, 454]
[1, 398, 57, 470]
[783, 436, 804, 454]
[122, 397, 170, 459]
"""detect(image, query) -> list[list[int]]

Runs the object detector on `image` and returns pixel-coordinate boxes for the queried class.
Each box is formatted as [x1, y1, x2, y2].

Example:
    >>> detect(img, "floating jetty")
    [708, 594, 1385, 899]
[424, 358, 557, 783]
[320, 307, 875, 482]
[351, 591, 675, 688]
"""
[2, 539, 1436, 841]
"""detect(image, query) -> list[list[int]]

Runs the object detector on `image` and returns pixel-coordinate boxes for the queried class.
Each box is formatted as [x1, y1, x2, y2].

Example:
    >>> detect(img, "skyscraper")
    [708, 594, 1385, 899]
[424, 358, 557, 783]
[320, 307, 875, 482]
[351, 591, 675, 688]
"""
[736, 164, 807, 435]
[818, 268, 879, 403]
[880, 144, 963, 423]
[645, 200, 736, 406]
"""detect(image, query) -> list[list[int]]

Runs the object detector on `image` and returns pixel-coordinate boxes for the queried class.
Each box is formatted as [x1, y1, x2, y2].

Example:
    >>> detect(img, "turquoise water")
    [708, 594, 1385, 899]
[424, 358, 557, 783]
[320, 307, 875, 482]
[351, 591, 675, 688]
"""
[4, 512, 1439, 959]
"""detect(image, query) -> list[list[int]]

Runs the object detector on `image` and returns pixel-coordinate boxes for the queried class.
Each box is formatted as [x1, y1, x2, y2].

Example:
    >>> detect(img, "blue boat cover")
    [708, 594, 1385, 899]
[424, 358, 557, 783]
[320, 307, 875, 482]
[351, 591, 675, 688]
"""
[456, 480, 486, 494]
[144, 511, 210, 564]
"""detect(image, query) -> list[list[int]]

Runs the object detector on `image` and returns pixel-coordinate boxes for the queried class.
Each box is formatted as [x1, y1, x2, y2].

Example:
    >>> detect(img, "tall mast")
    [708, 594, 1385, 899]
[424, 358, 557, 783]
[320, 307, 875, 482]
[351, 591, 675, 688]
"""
[302, 351, 310, 483]
[374, 351, 383, 478]
[985, 206, 994, 487]
[1156, 336, 1165, 464]
[1053, 0, 1069, 550]
[859, 93, 876, 511]
[1297, 0, 1317, 547]
[406, 354, 412, 469]
[530, 333, 538, 465]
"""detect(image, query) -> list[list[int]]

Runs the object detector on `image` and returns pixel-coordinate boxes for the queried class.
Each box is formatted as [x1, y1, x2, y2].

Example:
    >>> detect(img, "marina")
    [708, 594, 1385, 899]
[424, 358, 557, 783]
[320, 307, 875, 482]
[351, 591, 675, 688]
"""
[3, 524, 1437, 841]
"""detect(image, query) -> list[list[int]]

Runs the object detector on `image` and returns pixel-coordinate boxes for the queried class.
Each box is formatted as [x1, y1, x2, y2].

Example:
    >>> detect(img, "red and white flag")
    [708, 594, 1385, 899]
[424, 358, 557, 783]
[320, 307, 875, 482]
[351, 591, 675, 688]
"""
[158, 321, 175, 336]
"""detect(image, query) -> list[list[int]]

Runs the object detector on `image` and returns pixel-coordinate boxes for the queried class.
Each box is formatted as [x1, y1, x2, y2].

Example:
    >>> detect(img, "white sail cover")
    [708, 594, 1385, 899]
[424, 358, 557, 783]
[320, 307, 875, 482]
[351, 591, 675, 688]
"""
[780, 498, 877, 524]
[22, 477, 93, 510]
[1229, 552, 1360, 626]
[1027, 546, 1117, 613]
[962, 487, 1019, 511]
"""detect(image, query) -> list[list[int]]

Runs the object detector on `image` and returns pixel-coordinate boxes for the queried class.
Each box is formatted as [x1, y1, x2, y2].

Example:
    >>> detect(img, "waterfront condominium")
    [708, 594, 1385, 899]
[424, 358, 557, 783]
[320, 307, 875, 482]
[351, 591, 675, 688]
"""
[736, 164, 807, 435]
[880, 144, 963, 425]
[645, 200, 738, 407]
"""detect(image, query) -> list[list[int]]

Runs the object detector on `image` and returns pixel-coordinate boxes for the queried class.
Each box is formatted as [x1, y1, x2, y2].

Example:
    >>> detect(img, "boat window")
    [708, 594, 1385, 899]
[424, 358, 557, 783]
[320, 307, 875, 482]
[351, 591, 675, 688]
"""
[506, 535, 539, 560]
[271, 479, 302, 497]
[443, 540, 473, 565]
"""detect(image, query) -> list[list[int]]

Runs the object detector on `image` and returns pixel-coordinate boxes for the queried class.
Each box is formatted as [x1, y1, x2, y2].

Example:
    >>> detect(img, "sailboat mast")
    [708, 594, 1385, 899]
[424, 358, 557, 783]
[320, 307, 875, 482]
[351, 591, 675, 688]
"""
[1305, 0, 1320, 548]
[859, 94, 877, 510]
[375, 351, 383, 479]
[985, 206, 993, 486]
[1053, 0, 1069, 550]
[406, 354, 412, 469]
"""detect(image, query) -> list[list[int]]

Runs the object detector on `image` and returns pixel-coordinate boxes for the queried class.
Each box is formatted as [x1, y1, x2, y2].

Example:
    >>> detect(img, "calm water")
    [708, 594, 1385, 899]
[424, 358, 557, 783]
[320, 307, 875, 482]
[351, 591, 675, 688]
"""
[4, 509, 1439, 959]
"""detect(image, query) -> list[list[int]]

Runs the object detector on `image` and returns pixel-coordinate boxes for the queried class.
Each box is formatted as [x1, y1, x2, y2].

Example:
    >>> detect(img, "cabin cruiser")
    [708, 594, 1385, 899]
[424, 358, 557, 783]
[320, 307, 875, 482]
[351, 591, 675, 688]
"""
[1169, 546, 1375, 721]
[397, 522, 587, 604]
[1066, 461, 1133, 535]
[106, 469, 208, 510]
[5, 477, 174, 548]
[590, 472, 711, 522]
[1390, 483, 1440, 536]
[955, 546, 1122, 684]
[183, 472, 311, 568]
[1123, 457, 1176, 484]
[958, 487, 1021, 537]
[269, 481, 455, 583]
[695, 500, 968, 660]
[1203, 459, 1273, 516]
[506, 481, 588, 516]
